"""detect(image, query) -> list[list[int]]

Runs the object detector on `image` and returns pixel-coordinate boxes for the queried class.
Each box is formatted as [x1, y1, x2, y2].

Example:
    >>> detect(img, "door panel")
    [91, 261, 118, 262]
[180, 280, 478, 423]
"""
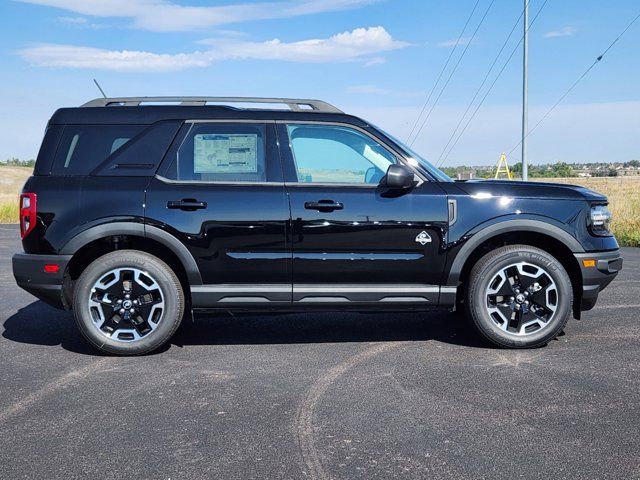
[146, 180, 290, 286]
[287, 183, 448, 287]
[146, 122, 291, 306]
[277, 122, 449, 300]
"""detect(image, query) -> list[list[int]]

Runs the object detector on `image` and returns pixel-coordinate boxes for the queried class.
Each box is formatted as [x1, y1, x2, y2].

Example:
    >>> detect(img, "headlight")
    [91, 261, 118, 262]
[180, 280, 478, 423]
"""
[589, 204, 612, 236]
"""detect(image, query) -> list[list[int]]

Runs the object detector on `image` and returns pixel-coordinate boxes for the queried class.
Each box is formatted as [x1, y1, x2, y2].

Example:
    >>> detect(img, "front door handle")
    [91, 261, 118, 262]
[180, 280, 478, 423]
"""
[167, 199, 207, 211]
[304, 199, 344, 212]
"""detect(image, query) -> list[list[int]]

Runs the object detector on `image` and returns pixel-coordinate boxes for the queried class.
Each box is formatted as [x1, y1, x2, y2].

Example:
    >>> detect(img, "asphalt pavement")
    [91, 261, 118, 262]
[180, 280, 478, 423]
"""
[0, 223, 638, 480]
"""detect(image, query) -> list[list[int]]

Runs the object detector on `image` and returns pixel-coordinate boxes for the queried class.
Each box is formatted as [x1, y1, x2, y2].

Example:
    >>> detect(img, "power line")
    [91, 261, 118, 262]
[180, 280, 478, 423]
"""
[405, 0, 481, 144]
[507, 10, 640, 157]
[436, 0, 549, 167]
[409, 0, 496, 147]
[435, 5, 525, 164]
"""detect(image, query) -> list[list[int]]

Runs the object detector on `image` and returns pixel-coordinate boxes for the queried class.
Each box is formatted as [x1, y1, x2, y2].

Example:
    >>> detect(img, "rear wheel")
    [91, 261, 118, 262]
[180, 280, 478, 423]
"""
[73, 250, 184, 355]
[466, 245, 572, 348]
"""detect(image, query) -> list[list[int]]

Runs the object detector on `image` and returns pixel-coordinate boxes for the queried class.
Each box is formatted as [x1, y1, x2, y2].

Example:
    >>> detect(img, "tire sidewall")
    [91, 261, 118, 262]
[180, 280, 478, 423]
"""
[73, 250, 184, 355]
[468, 247, 572, 348]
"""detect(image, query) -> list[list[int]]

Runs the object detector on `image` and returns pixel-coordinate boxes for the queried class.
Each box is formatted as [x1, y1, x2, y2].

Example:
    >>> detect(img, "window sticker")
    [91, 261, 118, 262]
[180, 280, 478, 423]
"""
[194, 134, 258, 173]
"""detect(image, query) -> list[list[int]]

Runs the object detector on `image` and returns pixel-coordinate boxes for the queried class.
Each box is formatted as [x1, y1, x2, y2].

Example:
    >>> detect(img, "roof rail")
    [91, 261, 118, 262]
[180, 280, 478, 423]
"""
[81, 96, 343, 113]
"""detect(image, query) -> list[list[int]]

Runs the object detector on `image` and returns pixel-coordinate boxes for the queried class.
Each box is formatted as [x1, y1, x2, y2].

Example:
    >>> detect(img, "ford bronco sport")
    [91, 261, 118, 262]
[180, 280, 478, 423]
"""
[12, 97, 622, 355]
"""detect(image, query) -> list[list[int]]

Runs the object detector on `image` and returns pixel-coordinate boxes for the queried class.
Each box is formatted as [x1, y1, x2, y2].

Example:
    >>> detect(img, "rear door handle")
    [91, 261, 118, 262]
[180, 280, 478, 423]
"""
[304, 200, 344, 212]
[167, 199, 207, 211]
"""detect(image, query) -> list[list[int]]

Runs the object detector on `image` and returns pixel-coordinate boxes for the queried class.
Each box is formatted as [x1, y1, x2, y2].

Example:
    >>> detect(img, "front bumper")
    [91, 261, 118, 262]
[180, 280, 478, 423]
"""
[574, 250, 623, 312]
[12, 253, 72, 309]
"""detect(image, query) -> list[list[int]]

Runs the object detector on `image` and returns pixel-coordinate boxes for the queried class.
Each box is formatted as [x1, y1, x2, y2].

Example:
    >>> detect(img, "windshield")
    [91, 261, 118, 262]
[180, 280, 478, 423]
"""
[373, 126, 452, 182]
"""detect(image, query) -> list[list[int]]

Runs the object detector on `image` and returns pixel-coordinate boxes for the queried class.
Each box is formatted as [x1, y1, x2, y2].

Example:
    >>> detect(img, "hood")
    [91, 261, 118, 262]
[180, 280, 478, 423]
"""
[454, 179, 607, 202]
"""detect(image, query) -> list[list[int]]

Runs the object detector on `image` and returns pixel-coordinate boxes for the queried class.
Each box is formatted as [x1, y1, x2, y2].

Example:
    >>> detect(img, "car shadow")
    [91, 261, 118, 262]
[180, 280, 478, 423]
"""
[2, 300, 98, 355]
[2, 300, 489, 356]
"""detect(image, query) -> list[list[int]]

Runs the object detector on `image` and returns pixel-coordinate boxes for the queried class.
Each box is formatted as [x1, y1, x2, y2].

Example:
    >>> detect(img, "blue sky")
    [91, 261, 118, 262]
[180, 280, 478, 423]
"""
[0, 0, 638, 166]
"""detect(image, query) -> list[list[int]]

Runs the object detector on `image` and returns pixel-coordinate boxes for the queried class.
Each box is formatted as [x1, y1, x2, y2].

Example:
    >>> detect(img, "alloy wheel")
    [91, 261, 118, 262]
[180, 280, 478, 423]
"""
[87, 267, 165, 343]
[485, 261, 558, 336]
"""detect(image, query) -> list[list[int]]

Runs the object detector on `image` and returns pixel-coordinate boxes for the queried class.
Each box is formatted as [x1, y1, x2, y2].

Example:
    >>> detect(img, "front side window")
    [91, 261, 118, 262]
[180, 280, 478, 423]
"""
[165, 123, 269, 182]
[286, 124, 397, 184]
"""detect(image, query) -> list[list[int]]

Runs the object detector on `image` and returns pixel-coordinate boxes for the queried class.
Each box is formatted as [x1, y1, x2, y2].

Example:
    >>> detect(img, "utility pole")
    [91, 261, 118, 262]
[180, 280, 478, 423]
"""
[521, 0, 529, 181]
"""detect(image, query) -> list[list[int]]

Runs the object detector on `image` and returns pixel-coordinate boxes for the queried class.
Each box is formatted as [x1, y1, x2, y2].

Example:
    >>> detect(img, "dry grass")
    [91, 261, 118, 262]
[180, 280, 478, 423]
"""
[0, 166, 31, 223]
[1, 166, 638, 246]
[540, 176, 640, 247]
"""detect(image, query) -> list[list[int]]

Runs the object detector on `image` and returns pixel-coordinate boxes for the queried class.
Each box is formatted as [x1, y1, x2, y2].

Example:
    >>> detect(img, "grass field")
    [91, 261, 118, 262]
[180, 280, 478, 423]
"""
[1, 166, 639, 246]
[0, 166, 30, 225]
[542, 176, 640, 247]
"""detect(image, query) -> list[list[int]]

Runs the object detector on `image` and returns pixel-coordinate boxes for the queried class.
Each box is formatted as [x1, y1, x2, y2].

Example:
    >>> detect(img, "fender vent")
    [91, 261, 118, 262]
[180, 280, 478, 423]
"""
[448, 199, 457, 225]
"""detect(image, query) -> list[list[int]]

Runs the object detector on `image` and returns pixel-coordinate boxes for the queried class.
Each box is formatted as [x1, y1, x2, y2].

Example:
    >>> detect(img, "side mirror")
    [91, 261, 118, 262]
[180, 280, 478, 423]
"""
[384, 164, 414, 189]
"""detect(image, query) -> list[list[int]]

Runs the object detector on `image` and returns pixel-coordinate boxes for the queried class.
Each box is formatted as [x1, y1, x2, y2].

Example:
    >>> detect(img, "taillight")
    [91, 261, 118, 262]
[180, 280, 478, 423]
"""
[19, 193, 37, 239]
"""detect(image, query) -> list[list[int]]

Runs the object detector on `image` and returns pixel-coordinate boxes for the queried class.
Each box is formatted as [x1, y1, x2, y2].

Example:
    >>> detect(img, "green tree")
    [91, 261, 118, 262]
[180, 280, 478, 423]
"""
[442, 167, 457, 178]
[552, 162, 574, 178]
[1, 158, 35, 167]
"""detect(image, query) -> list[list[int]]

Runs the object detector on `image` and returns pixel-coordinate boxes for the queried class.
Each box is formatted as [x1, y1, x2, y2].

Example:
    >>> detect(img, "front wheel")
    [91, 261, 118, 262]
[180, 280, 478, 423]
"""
[73, 250, 185, 355]
[466, 245, 573, 348]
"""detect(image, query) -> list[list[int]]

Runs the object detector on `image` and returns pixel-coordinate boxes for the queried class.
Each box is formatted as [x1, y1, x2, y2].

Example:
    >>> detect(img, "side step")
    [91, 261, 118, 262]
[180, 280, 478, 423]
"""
[191, 284, 458, 308]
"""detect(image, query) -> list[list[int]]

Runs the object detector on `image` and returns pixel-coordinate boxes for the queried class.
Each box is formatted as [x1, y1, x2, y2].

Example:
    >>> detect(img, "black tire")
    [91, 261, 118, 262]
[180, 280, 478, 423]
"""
[73, 250, 185, 355]
[466, 245, 572, 348]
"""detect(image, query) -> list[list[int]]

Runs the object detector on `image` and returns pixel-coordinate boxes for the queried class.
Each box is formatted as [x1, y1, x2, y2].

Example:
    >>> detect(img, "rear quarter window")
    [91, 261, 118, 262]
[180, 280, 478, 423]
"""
[52, 125, 144, 175]
[33, 124, 64, 175]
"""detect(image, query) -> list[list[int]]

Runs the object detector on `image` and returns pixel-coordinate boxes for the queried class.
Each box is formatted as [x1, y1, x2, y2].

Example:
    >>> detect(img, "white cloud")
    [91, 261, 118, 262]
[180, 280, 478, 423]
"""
[201, 26, 408, 62]
[55, 15, 108, 29]
[544, 26, 576, 38]
[364, 56, 386, 66]
[19, 26, 409, 71]
[17, 0, 380, 32]
[438, 37, 472, 48]
[56, 16, 87, 24]
[204, 30, 248, 39]
[19, 44, 211, 71]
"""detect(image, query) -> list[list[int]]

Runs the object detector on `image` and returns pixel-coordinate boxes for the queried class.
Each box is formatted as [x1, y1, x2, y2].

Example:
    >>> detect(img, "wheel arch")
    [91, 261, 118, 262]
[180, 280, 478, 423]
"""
[448, 219, 584, 318]
[60, 222, 201, 308]
[61, 222, 201, 283]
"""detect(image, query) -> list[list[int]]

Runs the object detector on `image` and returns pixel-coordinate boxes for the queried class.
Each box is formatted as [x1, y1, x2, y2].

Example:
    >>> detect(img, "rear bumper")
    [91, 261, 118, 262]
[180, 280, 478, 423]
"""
[574, 250, 623, 312]
[12, 253, 72, 309]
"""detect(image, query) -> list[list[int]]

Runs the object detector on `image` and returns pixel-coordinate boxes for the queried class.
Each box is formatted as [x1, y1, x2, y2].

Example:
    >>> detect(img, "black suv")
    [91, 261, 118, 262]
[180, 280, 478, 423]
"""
[12, 97, 622, 355]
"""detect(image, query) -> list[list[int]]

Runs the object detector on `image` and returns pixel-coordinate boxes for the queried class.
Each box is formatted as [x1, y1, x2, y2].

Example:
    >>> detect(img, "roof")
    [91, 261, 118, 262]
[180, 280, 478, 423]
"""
[81, 96, 342, 112]
[49, 96, 364, 126]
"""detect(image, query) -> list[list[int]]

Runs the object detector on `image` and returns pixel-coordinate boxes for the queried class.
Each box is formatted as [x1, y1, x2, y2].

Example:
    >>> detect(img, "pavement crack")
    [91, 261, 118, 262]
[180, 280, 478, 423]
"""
[0, 358, 111, 425]
[294, 342, 402, 480]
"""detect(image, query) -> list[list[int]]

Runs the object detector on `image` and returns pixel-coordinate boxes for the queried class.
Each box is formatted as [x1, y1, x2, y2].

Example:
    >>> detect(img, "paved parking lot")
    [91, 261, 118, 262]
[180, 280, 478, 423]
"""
[0, 223, 638, 479]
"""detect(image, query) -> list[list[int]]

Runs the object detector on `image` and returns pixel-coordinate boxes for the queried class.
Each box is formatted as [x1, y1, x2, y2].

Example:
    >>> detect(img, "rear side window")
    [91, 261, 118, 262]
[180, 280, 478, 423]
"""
[52, 125, 144, 175]
[163, 123, 280, 183]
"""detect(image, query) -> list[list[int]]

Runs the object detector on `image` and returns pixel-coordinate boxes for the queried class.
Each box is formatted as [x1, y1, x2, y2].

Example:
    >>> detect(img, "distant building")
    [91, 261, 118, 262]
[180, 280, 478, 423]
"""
[457, 171, 475, 180]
